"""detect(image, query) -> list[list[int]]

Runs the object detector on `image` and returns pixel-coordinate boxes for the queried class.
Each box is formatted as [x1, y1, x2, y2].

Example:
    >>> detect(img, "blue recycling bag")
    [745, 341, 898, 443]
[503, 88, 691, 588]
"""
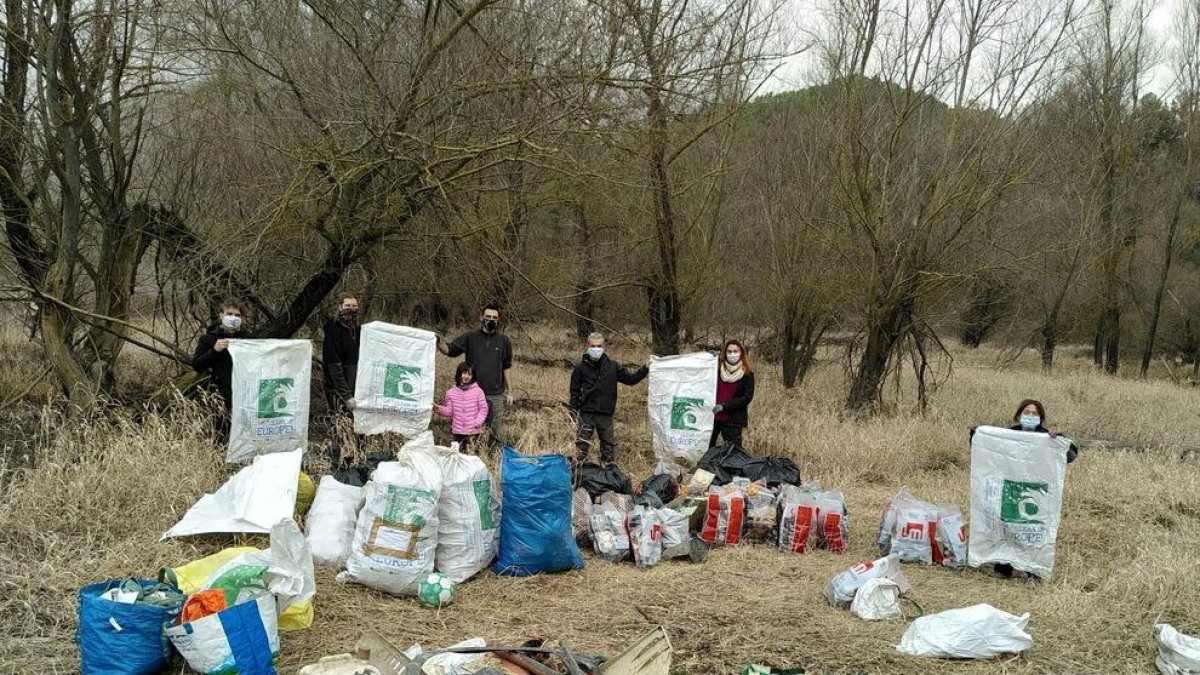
[493, 446, 584, 576]
[77, 579, 184, 675]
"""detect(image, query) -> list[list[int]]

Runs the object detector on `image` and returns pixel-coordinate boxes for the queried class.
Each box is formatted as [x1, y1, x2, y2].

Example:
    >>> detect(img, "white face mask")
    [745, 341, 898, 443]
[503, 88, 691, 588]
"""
[221, 315, 243, 331]
[725, 351, 741, 365]
[587, 347, 604, 360]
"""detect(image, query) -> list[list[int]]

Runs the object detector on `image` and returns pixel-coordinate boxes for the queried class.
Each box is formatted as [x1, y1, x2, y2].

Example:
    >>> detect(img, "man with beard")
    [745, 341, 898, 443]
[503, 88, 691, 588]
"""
[439, 303, 513, 455]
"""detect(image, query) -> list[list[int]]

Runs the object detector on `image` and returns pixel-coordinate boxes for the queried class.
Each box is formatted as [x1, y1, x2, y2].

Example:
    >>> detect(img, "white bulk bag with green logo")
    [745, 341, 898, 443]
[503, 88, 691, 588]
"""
[227, 339, 312, 463]
[968, 425, 1069, 579]
[647, 353, 717, 471]
[434, 445, 500, 583]
[353, 322, 437, 436]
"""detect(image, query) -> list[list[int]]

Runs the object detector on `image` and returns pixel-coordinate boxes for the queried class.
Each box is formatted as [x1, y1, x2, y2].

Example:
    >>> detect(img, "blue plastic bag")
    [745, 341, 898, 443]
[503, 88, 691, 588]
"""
[77, 579, 184, 675]
[493, 447, 584, 576]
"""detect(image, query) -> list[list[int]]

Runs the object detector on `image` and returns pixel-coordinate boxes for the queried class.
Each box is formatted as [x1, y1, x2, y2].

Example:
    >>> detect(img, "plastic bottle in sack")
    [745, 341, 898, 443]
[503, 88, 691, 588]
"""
[932, 505, 967, 568]
[825, 554, 898, 608]
[627, 505, 663, 568]
[589, 507, 630, 563]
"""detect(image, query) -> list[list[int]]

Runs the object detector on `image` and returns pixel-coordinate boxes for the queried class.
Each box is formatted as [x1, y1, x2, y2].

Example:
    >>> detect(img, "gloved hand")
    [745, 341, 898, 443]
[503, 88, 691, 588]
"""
[505, 392, 515, 407]
[712, 404, 724, 413]
[346, 398, 358, 410]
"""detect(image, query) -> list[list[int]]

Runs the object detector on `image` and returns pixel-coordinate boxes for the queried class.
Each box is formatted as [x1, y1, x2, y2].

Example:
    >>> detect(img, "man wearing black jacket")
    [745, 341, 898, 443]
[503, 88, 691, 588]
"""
[192, 299, 251, 445]
[569, 332, 648, 466]
[322, 296, 360, 416]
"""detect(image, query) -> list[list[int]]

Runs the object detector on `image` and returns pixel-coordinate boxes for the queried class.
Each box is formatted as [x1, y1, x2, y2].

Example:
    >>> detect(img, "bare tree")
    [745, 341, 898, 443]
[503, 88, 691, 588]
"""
[811, 0, 1075, 414]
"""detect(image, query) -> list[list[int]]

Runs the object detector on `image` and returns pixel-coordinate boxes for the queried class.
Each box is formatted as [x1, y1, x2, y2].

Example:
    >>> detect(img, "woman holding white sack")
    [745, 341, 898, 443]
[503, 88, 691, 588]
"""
[970, 398, 1078, 579]
[710, 339, 756, 448]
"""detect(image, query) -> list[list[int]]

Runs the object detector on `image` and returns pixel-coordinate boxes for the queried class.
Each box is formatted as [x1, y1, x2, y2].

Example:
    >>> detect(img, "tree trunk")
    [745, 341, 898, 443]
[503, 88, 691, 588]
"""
[1141, 185, 1185, 377]
[573, 203, 596, 341]
[1040, 320, 1057, 370]
[846, 285, 915, 414]
[781, 304, 827, 388]
[645, 81, 681, 355]
[490, 160, 528, 311]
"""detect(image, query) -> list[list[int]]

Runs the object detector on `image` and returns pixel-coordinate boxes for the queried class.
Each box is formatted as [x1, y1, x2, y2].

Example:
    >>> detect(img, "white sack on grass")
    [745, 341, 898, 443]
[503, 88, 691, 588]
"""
[344, 432, 443, 595]
[850, 578, 902, 621]
[1156, 624, 1200, 675]
[647, 353, 718, 471]
[897, 604, 1032, 659]
[354, 322, 437, 436]
[305, 476, 365, 566]
[435, 446, 500, 583]
[969, 425, 1069, 579]
[162, 448, 301, 540]
[227, 339, 312, 463]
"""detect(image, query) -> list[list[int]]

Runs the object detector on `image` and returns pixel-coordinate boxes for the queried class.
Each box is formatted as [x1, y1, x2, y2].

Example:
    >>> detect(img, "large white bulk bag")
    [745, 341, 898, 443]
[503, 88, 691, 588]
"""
[434, 447, 500, 583]
[344, 432, 443, 595]
[647, 353, 717, 471]
[227, 339, 312, 463]
[305, 476, 365, 566]
[968, 425, 1069, 579]
[353, 322, 437, 436]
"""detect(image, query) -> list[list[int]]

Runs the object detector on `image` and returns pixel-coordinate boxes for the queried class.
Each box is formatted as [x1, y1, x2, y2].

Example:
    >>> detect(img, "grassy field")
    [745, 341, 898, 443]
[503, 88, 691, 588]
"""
[1, 324, 1198, 674]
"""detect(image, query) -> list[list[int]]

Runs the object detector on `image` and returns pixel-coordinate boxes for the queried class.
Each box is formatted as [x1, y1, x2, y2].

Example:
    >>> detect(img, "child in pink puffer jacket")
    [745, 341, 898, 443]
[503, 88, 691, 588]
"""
[436, 362, 490, 453]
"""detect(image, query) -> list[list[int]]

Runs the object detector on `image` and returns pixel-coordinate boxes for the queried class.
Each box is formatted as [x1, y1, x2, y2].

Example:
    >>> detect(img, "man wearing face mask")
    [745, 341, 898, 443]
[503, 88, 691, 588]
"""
[322, 296, 361, 416]
[439, 303, 513, 455]
[192, 299, 251, 445]
[569, 332, 649, 466]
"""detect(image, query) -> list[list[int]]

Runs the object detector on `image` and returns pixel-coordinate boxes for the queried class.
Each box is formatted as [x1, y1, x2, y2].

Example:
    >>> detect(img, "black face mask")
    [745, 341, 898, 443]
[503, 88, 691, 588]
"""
[482, 319, 498, 332]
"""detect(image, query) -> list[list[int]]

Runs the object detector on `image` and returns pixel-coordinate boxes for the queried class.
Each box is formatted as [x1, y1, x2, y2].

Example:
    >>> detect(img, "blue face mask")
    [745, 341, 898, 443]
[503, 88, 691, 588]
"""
[1018, 414, 1040, 430]
[587, 347, 604, 360]
[221, 315, 243, 332]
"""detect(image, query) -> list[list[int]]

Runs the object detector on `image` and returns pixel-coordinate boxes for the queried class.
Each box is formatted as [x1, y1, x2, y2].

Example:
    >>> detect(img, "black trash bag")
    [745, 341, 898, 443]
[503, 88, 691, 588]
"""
[574, 462, 633, 500]
[633, 492, 664, 509]
[740, 456, 802, 487]
[697, 443, 756, 485]
[637, 473, 679, 505]
[325, 442, 396, 487]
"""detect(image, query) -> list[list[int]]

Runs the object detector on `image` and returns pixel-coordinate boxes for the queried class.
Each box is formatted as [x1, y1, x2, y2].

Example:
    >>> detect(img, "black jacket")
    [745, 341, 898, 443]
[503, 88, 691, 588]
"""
[322, 318, 360, 400]
[193, 326, 236, 404]
[446, 329, 512, 396]
[969, 424, 1078, 463]
[715, 372, 756, 428]
[569, 354, 648, 415]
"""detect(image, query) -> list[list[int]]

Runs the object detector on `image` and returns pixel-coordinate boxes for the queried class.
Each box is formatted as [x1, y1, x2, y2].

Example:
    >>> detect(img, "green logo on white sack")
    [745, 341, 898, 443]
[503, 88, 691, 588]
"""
[1001, 479, 1049, 524]
[383, 364, 422, 401]
[257, 378, 295, 419]
[670, 397, 705, 431]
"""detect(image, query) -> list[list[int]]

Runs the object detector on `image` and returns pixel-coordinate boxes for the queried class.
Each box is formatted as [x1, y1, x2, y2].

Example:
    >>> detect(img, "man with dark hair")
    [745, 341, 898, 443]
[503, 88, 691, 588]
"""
[323, 296, 360, 416]
[439, 303, 512, 455]
[192, 299, 251, 445]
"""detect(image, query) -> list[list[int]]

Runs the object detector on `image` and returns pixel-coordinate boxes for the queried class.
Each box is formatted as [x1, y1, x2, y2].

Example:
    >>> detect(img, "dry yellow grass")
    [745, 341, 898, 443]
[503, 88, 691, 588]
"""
[1, 325, 1198, 674]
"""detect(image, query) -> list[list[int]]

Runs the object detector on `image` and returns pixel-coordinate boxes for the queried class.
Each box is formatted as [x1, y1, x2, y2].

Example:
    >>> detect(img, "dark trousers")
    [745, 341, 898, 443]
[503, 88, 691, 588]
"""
[453, 433, 482, 454]
[575, 412, 616, 463]
[709, 422, 744, 448]
[210, 390, 231, 447]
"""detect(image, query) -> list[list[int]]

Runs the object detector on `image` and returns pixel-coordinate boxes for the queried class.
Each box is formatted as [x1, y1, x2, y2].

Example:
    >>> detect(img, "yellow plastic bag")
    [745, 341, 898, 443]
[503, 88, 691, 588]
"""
[296, 472, 316, 517]
[172, 547, 258, 594]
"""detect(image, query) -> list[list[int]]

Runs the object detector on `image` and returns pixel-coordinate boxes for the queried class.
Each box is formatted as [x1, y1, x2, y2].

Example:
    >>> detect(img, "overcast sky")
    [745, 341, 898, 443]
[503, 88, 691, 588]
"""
[763, 0, 1180, 100]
